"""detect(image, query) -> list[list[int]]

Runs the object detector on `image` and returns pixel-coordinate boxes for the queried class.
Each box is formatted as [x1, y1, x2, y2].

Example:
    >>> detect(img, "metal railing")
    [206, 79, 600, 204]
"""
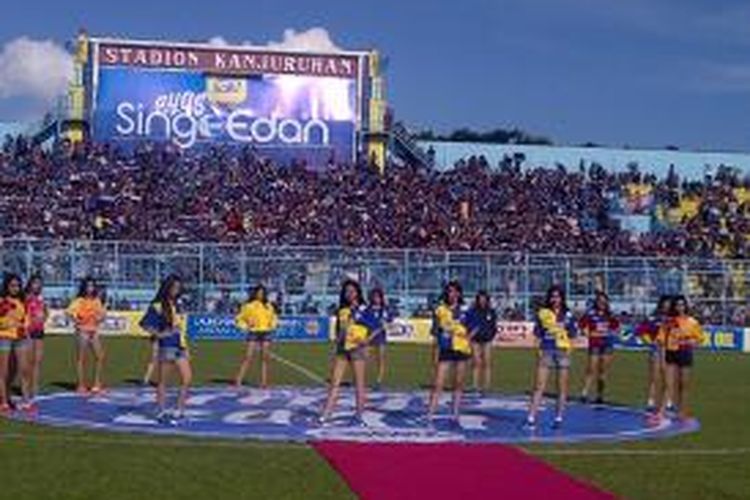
[0, 238, 747, 324]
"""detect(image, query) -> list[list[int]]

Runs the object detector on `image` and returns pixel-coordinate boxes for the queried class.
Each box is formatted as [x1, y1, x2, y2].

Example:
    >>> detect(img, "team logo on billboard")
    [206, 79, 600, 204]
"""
[206, 77, 248, 106]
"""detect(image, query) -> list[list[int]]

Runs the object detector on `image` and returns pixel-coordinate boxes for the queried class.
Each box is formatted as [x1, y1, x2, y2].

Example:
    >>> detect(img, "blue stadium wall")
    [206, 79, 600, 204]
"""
[420, 141, 750, 180]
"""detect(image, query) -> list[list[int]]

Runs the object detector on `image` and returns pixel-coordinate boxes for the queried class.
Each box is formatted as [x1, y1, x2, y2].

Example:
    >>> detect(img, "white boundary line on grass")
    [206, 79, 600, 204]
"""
[533, 448, 750, 457]
[0, 432, 305, 450]
[270, 352, 327, 385]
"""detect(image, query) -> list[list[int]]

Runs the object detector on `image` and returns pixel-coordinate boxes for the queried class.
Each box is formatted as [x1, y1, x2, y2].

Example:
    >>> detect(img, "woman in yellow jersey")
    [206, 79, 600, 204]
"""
[653, 295, 705, 423]
[140, 275, 191, 424]
[0, 273, 34, 413]
[67, 277, 107, 395]
[234, 284, 278, 390]
[320, 279, 376, 425]
[428, 281, 472, 423]
[526, 285, 579, 428]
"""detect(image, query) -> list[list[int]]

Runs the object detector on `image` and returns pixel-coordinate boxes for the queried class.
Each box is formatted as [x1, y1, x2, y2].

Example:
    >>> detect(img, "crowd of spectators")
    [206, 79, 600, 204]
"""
[2, 135, 748, 324]
[2, 136, 749, 261]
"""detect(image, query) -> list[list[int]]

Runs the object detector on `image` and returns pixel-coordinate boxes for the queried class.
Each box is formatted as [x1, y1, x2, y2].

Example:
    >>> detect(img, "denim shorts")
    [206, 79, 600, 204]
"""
[0, 338, 31, 353]
[336, 341, 368, 361]
[159, 346, 188, 362]
[540, 350, 571, 370]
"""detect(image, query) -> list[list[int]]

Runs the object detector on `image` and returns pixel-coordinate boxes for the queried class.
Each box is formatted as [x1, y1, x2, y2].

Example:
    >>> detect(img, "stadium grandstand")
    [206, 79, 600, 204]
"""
[2, 117, 750, 325]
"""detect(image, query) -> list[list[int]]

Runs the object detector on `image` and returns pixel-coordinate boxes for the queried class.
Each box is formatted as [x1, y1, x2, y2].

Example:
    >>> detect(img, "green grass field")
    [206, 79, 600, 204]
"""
[1, 338, 748, 499]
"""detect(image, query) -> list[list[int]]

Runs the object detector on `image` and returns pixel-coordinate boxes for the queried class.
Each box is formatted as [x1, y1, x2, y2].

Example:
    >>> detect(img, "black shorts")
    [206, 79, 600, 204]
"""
[472, 337, 494, 345]
[438, 348, 471, 363]
[665, 350, 693, 368]
[245, 332, 273, 343]
[29, 330, 45, 340]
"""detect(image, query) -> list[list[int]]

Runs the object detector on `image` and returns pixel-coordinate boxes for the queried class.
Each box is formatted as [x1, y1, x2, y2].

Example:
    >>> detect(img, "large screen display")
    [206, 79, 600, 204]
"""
[90, 41, 362, 165]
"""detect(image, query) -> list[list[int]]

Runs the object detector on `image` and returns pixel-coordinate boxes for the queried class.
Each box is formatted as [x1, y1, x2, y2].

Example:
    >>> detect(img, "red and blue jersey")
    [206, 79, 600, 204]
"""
[635, 316, 664, 352]
[579, 311, 620, 349]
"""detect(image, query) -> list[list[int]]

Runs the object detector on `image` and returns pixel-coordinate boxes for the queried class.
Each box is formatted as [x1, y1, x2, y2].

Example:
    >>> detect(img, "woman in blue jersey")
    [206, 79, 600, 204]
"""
[467, 291, 498, 396]
[427, 281, 472, 422]
[320, 279, 376, 425]
[579, 292, 620, 404]
[367, 287, 394, 390]
[526, 285, 579, 428]
[139, 275, 191, 423]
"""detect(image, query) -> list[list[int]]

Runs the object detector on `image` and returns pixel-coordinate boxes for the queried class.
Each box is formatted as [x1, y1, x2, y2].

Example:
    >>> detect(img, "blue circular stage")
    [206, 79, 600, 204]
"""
[14, 387, 699, 444]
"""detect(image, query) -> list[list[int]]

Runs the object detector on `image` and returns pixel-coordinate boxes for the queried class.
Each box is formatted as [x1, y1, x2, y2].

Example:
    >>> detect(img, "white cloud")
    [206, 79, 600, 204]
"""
[266, 27, 342, 52]
[0, 37, 72, 102]
[207, 36, 231, 46]
[208, 27, 343, 52]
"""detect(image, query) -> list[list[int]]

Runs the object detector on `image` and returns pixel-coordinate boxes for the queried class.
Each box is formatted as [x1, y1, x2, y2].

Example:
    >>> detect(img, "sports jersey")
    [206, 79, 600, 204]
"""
[365, 305, 394, 344]
[337, 305, 375, 352]
[465, 306, 498, 343]
[25, 294, 46, 334]
[579, 310, 619, 348]
[235, 300, 278, 334]
[634, 316, 666, 352]
[67, 297, 105, 334]
[657, 315, 705, 353]
[433, 303, 471, 355]
[0, 297, 26, 340]
[535, 307, 578, 352]
[140, 301, 187, 349]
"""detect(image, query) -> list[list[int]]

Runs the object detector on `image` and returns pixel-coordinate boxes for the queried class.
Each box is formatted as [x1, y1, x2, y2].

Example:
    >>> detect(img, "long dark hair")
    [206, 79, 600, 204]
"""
[25, 273, 43, 297]
[655, 295, 672, 316]
[368, 287, 385, 308]
[593, 291, 611, 315]
[544, 284, 567, 312]
[153, 274, 182, 326]
[1, 273, 23, 299]
[339, 279, 364, 309]
[76, 276, 98, 299]
[441, 280, 464, 306]
[249, 284, 268, 304]
[474, 290, 490, 309]
[670, 295, 689, 316]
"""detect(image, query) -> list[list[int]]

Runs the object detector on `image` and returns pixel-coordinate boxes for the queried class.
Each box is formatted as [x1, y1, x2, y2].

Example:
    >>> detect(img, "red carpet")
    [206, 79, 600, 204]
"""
[313, 442, 614, 500]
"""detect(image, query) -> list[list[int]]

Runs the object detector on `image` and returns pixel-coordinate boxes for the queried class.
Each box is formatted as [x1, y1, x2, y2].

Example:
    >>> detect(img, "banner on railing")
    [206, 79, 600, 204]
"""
[385, 318, 433, 344]
[43, 309, 749, 351]
[46, 310, 150, 337]
[616, 324, 746, 352]
[186, 314, 329, 342]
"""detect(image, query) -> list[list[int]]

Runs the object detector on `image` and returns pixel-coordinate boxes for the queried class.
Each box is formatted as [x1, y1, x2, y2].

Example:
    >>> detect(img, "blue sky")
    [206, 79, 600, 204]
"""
[0, 0, 748, 151]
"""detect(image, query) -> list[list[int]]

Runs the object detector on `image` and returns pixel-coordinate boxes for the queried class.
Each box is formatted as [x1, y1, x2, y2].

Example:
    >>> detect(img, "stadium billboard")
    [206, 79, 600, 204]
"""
[86, 38, 368, 165]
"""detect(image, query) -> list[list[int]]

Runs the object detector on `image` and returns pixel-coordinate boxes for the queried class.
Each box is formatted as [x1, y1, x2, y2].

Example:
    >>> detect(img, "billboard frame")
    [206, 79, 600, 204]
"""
[85, 36, 371, 164]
